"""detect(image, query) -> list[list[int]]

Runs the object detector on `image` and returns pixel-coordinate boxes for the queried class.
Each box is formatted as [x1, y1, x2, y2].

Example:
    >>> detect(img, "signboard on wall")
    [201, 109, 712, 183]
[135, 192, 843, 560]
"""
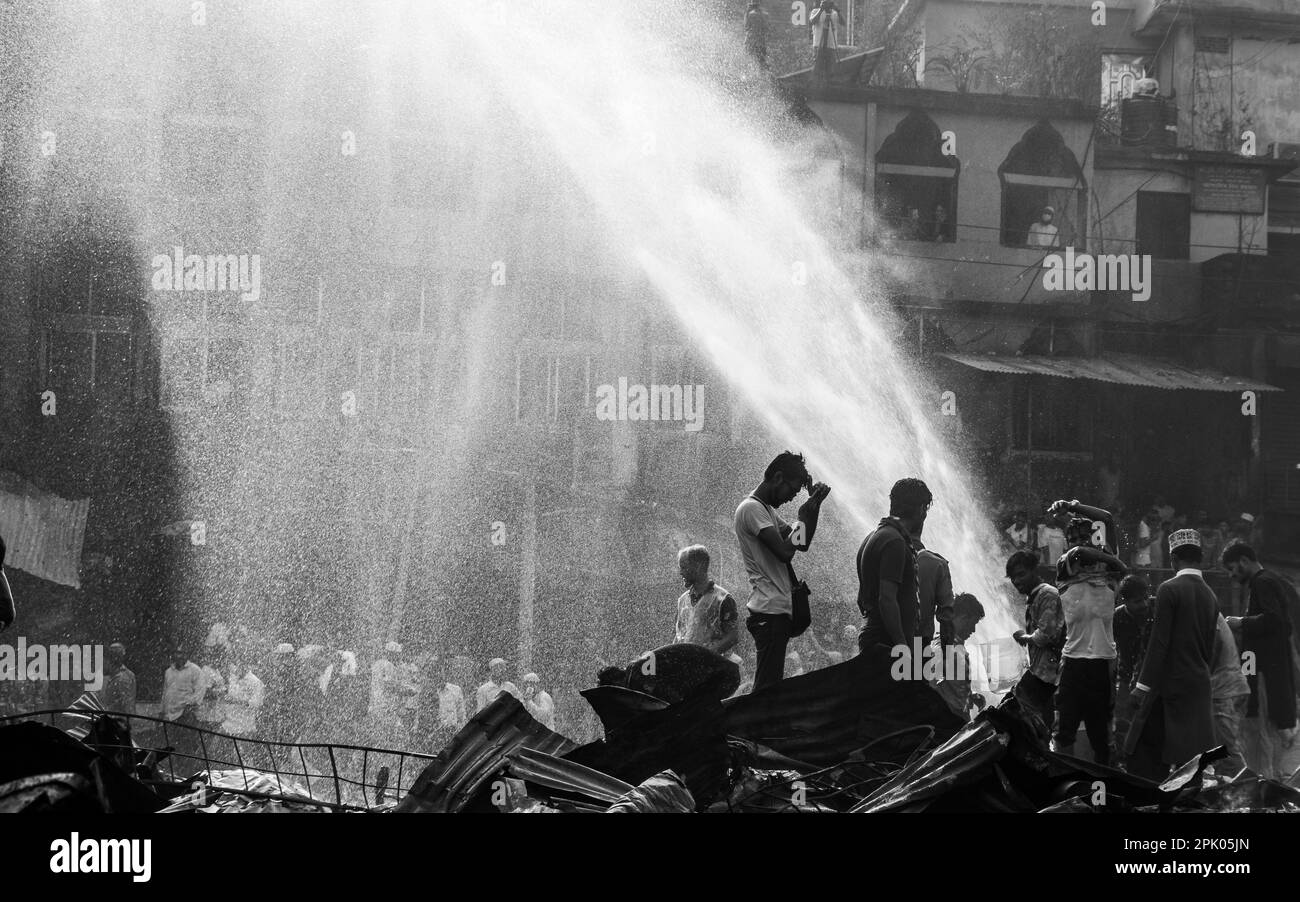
[1193, 165, 1266, 214]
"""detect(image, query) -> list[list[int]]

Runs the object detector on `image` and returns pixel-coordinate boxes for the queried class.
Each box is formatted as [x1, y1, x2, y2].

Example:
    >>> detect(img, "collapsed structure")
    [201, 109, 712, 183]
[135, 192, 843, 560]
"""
[3, 647, 1297, 813]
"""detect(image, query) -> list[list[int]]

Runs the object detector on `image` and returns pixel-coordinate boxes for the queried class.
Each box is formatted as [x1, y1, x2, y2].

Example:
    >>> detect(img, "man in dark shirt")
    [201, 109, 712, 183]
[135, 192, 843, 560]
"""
[857, 478, 930, 657]
[1112, 575, 1153, 767]
[1223, 544, 1297, 779]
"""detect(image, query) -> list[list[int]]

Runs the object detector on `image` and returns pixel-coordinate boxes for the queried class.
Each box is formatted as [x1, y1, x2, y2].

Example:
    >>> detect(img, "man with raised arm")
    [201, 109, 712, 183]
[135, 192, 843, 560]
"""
[733, 451, 831, 692]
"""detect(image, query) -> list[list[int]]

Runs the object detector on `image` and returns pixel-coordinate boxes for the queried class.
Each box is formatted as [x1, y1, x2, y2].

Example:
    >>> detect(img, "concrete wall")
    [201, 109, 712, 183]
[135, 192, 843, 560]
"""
[1092, 168, 1269, 264]
[817, 96, 1096, 304]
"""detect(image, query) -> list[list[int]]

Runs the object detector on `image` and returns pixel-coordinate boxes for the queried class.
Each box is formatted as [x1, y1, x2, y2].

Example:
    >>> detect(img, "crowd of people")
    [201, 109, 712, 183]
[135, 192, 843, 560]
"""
[90, 627, 560, 759]
[711, 451, 1297, 781]
[999, 497, 1263, 574]
[1003, 499, 1299, 780]
[4, 457, 1297, 787]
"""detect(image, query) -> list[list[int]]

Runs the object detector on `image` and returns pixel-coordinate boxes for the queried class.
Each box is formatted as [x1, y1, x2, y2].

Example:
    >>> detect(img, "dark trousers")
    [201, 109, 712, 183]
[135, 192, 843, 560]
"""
[1054, 657, 1114, 766]
[1014, 671, 1058, 738]
[1127, 695, 1169, 782]
[747, 612, 792, 693]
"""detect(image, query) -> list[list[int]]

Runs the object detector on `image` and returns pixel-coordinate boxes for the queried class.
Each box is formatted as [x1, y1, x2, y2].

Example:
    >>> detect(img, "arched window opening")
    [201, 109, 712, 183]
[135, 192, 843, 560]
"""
[875, 111, 959, 243]
[998, 121, 1086, 249]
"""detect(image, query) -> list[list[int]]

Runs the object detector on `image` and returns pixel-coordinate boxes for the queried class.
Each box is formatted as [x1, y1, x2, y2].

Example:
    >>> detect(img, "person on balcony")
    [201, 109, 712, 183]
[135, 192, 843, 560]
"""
[744, 0, 769, 68]
[1026, 206, 1060, 248]
[810, 0, 842, 84]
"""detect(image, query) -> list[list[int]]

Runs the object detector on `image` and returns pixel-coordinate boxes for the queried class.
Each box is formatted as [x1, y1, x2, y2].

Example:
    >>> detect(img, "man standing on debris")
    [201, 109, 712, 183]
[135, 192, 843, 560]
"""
[1048, 499, 1125, 765]
[161, 646, 205, 725]
[475, 657, 520, 713]
[929, 592, 985, 720]
[914, 536, 955, 649]
[673, 545, 738, 656]
[1210, 611, 1251, 777]
[734, 451, 831, 691]
[1006, 550, 1063, 733]
[858, 478, 931, 656]
[1112, 575, 1154, 767]
[1125, 530, 1218, 781]
[1223, 544, 1298, 780]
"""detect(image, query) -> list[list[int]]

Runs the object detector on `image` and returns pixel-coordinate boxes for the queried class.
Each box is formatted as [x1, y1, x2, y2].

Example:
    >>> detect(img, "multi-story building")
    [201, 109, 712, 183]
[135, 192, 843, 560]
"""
[0, 2, 768, 712]
[777, 0, 1300, 564]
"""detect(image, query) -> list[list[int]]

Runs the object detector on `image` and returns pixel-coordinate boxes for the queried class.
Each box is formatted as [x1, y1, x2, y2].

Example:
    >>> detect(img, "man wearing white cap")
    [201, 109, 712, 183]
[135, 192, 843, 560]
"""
[521, 673, 556, 730]
[1124, 529, 1218, 781]
[475, 658, 519, 714]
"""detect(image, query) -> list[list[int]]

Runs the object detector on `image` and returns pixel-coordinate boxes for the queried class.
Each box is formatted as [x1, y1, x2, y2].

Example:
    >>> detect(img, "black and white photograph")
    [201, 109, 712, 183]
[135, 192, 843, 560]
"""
[0, 0, 1298, 879]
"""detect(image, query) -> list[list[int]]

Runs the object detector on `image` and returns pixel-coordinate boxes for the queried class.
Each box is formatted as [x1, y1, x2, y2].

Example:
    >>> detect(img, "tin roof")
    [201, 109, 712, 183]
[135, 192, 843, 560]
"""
[0, 473, 89, 589]
[939, 352, 1281, 392]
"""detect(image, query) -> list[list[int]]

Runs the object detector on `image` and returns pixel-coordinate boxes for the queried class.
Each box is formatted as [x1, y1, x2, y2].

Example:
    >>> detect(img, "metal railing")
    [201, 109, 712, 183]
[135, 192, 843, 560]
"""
[0, 708, 440, 811]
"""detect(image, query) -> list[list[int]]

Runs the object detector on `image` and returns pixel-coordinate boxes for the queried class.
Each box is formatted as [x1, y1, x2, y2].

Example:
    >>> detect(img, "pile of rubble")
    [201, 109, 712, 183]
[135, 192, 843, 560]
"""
[399, 645, 1300, 813]
[2, 645, 1298, 813]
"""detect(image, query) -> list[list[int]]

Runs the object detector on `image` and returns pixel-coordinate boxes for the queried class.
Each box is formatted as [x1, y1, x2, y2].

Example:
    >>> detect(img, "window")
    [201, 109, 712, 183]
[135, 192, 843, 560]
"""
[999, 121, 1085, 248]
[1011, 379, 1088, 453]
[1100, 53, 1149, 107]
[34, 244, 140, 414]
[875, 111, 959, 243]
[1136, 192, 1190, 260]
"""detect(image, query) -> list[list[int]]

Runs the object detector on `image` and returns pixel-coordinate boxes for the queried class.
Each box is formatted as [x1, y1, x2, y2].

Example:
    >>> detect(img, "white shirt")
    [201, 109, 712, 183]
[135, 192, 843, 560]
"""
[1134, 520, 1152, 566]
[1027, 221, 1059, 247]
[1037, 524, 1067, 564]
[370, 657, 398, 716]
[197, 664, 226, 723]
[222, 669, 265, 736]
[524, 689, 556, 730]
[734, 496, 792, 615]
[436, 683, 467, 729]
[161, 662, 205, 721]
[810, 7, 839, 49]
[476, 679, 519, 713]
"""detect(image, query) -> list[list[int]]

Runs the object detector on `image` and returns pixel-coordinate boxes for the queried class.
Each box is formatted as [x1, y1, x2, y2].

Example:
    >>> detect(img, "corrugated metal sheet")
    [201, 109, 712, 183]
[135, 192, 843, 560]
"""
[940, 352, 1282, 392]
[395, 693, 577, 813]
[0, 473, 89, 589]
[722, 644, 967, 767]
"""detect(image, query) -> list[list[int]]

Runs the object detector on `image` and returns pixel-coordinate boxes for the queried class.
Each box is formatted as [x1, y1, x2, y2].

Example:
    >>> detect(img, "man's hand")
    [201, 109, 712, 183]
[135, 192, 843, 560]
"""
[799, 483, 831, 514]
[1046, 499, 1072, 519]
[1131, 686, 1148, 705]
[1225, 616, 1243, 630]
[1013, 629, 1027, 646]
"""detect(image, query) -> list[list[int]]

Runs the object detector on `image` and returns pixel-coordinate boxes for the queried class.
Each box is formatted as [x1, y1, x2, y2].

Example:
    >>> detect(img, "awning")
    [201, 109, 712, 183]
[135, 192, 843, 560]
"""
[938, 352, 1282, 392]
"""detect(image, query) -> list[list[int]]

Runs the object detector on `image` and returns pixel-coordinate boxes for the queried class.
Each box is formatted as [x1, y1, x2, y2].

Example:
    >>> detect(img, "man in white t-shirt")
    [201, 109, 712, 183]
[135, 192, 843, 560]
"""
[1004, 510, 1030, 550]
[734, 451, 831, 691]
[1036, 518, 1067, 566]
[1133, 508, 1161, 567]
[475, 658, 519, 713]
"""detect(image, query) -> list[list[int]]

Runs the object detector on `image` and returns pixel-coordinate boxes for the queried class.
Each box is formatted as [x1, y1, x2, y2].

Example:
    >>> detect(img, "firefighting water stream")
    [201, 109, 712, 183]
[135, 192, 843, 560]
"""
[33, 1, 1020, 744]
